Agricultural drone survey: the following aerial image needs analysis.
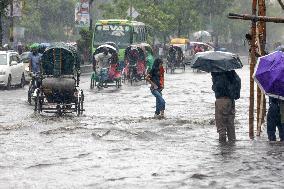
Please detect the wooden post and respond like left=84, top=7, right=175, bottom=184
left=248, top=0, right=258, bottom=139
left=228, top=13, right=284, bottom=23
left=89, top=0, right=94, bottom=31
left=256, top=0, right=266, bottom=136
left=228, top=7, right=284, bottom=139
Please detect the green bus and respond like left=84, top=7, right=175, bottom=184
left=92, top=19, right=151, bottom=61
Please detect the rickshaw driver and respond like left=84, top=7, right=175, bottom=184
left=129, top=47, right=139, bottom=66
left=177, top=48, right=184, bottom=65
left=167, top=45, right=177, bottom=65
left=29, top=45, right=42, bottom=74
left=28, top=45, right=42, bottom=102
left=94, top=47, right=112, bottom=72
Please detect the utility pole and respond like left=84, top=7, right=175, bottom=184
left=249, top=0, right=257, bottom=139
left=9, top=0, right=14, bottom=48
left=0, top=6, right=2, bottom=47
left=130, top=0, right=133, bottom=20
left=256, top=0, right=266, bottom=136
left=89, top=0, right=94, bottom=31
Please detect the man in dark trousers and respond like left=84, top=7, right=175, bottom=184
left=267, top=97, right=284, bottom=141
left=211, top=70, right=241, bottom=142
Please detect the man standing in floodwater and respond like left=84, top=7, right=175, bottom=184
left=211, top=70, right=241, bottom=142
left=267, top=97, right=284, bottom=141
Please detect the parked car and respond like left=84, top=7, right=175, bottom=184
left=0, top=50, right=25, bottom=89
left=20, top=51, right=32, bottom=82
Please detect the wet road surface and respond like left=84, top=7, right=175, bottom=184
left=0, top=65, right=283, bottom=189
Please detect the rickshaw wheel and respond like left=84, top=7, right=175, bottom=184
left=34, top=94, right=37, bottom=112
left=123, top=73, right=126, bottom=83
left=80, top=91, right=84, bottom=115
left=34, top=90, right=40, bottom=112
left=170, top=66, right=175, bottom=74
left=36, top=96, right=43, bottom=113
left=76, top=97, right=82, bottom=116
left=165, top=65, right=168, bottom=73
left=28, top=89, right=32, bottom=104
left=115, top=80, right=119, bottom=88
left=129, top=69, right=133, bottom=85
left=90, top=78, right=95, bottom=89
left=57, top=105, right=62, bottom=116
left=130, top=77, right=133, bottom=85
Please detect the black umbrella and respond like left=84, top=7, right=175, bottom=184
left=191, top=51, right=243, bottom=72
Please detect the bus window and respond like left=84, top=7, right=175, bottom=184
left=138, top=27, right=142, bottom=42
left=142, top=27, right=147, bottom=41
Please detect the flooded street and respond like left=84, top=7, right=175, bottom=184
left=0, top=65, right=284, bottom=189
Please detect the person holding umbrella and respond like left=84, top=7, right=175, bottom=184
left=191, top=51, right=243, bottom=142
left=266, top=97, right=284, bottom=141
left=211, top=70, right=241, bottom=142
left=254, top=50, right=284, bottom=141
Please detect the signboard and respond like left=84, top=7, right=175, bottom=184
left=75, top=0, right=90, bottom=27
left=127, top=7, right=139, bottom=19
left=96, top=25, right=130, bottom=37
left=13, top=27, right=25, bottom=39
left=6, top=0, right=22, bottom=17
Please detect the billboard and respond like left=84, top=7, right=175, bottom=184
left=6, top=0, right=22, bottom=17
left=75, top=0, right=90, bottom=27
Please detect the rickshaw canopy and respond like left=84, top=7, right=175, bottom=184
left=170, top=38, right=189, bottom=45
left=41, top=43, right=80, bottom=77
left=95, top=44, right=117, bottom=55
left=139, top=43, right=153, bottom=55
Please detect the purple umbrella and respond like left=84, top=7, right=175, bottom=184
left=254, top=51, right=284, bottom=99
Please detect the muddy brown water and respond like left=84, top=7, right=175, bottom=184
left=0, top=65, right=283, bottom=189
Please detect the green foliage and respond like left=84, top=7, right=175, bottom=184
left=99, top=0, right=201, bottom=42
left=76, top=28, right=92, bottom=63
left=0, top=0, right=12, bottom=16
left=226, top=0, right=251, bottom=45
left=19, top=0, right=77, bottom=42
left=162, top=0, right=200, bottom=36
left=0, top=0, right=12, bottom=45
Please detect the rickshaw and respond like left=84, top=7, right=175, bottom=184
left=166, top=45, right=186, bottom=73
left=123, top=45, right=146, bottom=85
left=32, top=43, right=84, bottom=116
left=90, top=44, right=122, bottom=89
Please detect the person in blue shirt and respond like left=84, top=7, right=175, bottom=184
left=29, top=46, right=42, bottom=74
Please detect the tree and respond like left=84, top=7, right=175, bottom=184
left=99, top=0, right=200, bottom=42
left=226, top=0, right=251, bottom=51
left=19, top=0, right=77, bottom=42
left=196, top=0, right=234, bottom=47
left=162, top=0, right=200, bottom=37
left=0, top=0, right=12, bottom=46
left=277, top=0, right=284, bottom=9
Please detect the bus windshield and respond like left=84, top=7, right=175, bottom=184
left=94, top=24, right=131, bottom=48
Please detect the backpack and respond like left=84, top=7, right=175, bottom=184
left=227, top=71, right=241, bottom=100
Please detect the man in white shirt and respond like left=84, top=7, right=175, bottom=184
left=94, top=47, right=112, bottom=72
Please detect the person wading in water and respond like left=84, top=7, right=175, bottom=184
left=145, top=58, right=166, bottom=119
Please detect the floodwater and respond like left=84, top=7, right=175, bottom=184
left=0, top=65, right=283, bottom=189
